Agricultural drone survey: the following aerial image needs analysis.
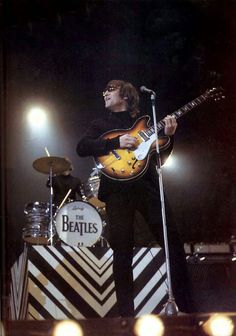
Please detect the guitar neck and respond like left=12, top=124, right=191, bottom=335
left=146, top=92, right=208, bottom=136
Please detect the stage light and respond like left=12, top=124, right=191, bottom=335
left=52, top=320, right=83, bottom=336
left=162, top=154, right=175, bottom=168
left=229, top=236, right=236, bottom=260
left=202, top=314, right=234, bottom=336
left=134, top=314, right=164, bottom=336
left=27, top=107, right=47, bottom=128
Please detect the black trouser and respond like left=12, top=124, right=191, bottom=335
left=105, top=180, right=194, bottom=316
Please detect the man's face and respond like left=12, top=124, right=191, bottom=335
left=103, top=84, right=127, bottom=112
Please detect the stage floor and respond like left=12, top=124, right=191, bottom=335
left=2, top=313, right=236, bottom=336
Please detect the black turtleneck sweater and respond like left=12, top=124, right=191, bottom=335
left=76, top=111, right=173, bottom=201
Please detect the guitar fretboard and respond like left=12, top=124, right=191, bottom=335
left=146, top=92, right=208, bottom=136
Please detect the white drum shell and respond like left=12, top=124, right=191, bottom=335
left=23, top=201, right=50, bottom=245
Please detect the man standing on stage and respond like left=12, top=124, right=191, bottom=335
left=77, top=79, right=193, bottom=316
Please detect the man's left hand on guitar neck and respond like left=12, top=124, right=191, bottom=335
left=164, top=115, right=178, bottom=136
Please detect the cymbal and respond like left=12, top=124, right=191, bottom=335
left=33, top=156, right=71, bottom=174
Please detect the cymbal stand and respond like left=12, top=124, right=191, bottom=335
left=150, top=91, right=178, bottom=316
left=48, top=165, right=54, bottom=245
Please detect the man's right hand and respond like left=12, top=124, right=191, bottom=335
left=119, top=134, right=138, bottom=150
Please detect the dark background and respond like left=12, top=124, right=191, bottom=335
left=1, top=0, right=236, bottom=268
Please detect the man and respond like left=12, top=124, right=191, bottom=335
left=46, top=157, right=83, bottom=207
left=77, top=80, right=193, bottom=316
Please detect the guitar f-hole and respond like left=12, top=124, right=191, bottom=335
left=132, top=159, right=138, bottom=169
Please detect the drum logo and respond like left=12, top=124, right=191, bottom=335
left=62, top=215, right=98, bottom=235
left=55, top=201, right=103, bottom=246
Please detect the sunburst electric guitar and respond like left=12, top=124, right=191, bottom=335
left=95, top=88, right=224, bottom=181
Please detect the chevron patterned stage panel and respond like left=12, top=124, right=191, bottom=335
left=9, top=246, right=168, bottom=320
left=9, top=247, right=29, bottom=320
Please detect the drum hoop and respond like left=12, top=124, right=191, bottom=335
left=56, top=200, right=102, bottom=219
left=25, top=201, right=49, bottom=207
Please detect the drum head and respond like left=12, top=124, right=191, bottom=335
left=55, top=201, right=103, bottom=246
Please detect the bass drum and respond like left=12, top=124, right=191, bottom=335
left=55, top=201, right=103, bottom=247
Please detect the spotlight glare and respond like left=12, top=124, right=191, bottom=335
left=203, top=314, right=234, bottom=336
left=163, top=155, right=175, bottom=168
left=52, top=320, right=83, bottom=336
left=134, top=314, right=164, bottom=336
left=27, top=107, right=47, bottom=127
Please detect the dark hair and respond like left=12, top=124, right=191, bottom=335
left=106, top=80, right=140, bottom=117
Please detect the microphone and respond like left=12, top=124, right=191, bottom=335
left=140, top=86, right=156, bottom=95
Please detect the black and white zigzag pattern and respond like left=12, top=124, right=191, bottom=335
left=10, top=246, right=29, bottom=319
left=10, top=246, right=168, bottom=319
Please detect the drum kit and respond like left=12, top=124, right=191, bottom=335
left=22, top=156, right=107, bottom=247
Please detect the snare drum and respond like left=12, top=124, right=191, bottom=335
left=55, top=201, right=103, bottom=246
left=85, top=175, right=106, bottom=215
left=23, top=201, right=51, bottom=245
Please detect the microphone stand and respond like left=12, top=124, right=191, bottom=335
left=150, top=91, right=178, bottom=316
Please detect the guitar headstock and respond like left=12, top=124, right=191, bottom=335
left=205, top=87, right=225, bottom=101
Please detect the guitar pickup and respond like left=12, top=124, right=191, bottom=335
left=138, top=131, right=149, bottom=141
left=112, top=150, right=121, bottom=160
